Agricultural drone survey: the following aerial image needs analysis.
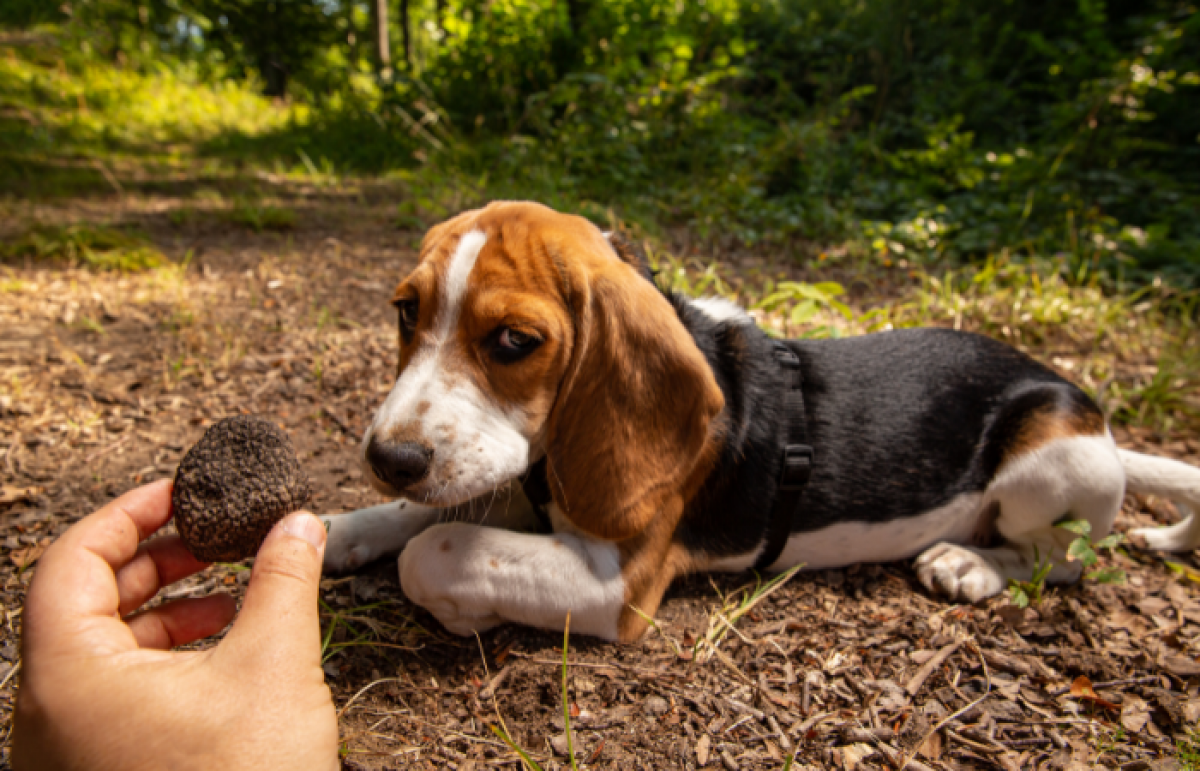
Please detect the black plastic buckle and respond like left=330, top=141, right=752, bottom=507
left=778, top=444, right=814, bottom=490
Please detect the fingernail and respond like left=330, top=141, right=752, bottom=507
left=282, top=512, right=326, bottom=550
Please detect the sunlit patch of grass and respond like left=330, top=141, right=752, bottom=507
left=1109, top=344, right=1200, bottom=434
left=229, top=201, right=297, bottom=232
left=0, top=31, right=296, bottom=198
left=2, top=224, right=164, bottom=272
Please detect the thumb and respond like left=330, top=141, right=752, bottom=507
left=220, top=511, right=327, bottom=670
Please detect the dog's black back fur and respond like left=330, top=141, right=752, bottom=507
left=667, top=293, right=1102, bottom=561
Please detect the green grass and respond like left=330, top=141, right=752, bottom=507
left=2, top=224, right=164, bottom=272
left=228, top=201, right=297, bottom=232
left=0, top=31, right=294, bottom=198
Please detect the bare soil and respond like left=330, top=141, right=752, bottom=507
left=1, top=184, right=1199, bottom=770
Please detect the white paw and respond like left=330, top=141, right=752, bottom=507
left=398, top=524, right=504, bottom=636
left=915, top=543, right=1005, bottom=603
left=320, top=515, right=375, bottom=574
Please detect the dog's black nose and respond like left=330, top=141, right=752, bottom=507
left=366, top=439, right=433, bottom=490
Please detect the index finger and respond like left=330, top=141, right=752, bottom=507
left=22, top=480, right=176, bottom=656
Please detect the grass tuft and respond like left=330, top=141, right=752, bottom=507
left=229, top=201, right=298, bottom=232
left=2, top=224, right=164, bottom=272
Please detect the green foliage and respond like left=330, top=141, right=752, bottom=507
left=1176, top=729, right=1200, bottom=770
left=1058, top=519, right=1127, bottom=585
left=1110, top=341, right=1200, bottom=434
left=229, top=201, right=298, bottom=232
left=2, top=224, right=164, bottom=272
left=3, top=1, right=1198, bottom=284
left=0, top=32, right=292, bottom=198
left=1008, top=546, right=1054, bottom=609
left=1006, top=521, right=1124, bottom=608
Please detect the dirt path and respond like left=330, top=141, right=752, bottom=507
left=2, top=188, right=1199, bottom=769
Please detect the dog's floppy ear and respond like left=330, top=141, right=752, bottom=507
left=545, top=246, right=724, bottom=542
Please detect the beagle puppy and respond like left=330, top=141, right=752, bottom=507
left=321, top=201, right=1200, bottom=642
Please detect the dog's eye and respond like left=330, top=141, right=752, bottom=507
left=493, top=327, right=542, bottom=363
left=396, top=298, right=419, bottom=332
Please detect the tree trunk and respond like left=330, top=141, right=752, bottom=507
left=369, top=0, right=391, bottom=72
left=566, top=0, right=590, bottom=37
left=399, top=0, right=411, bottom=69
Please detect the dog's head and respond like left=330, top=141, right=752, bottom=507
left=362, top=201, right=724, bottom=541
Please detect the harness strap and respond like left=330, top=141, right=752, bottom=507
left=521, top=341, right=814, bottom=571
left=754, top=341, right=814, bottom=571
left=520, top=457, right=554, bottom=530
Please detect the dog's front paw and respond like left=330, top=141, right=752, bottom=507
left=320, top=514, right=375, bottom=574
left=398, top=524, right=504, bottom=636
left=915, top=543, right=1005, bottom=603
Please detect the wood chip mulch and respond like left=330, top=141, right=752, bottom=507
left=1, top=195, right=1199, bottom=769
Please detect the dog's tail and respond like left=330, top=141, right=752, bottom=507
left=1120, top=449, right=1200, bottom=551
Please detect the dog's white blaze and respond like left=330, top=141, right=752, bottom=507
left=764, top=492, right=983, bottom=571
left=438, top=229, right=487, bottom=340
left=398, top=517, right=625, bottom=641
left=690, top=296, right=752, bottom=325
left=363, top=230, right=532, bottom=505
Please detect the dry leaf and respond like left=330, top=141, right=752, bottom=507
left=11, top=542, right=46, bottom=568
left=1163, top=655, right=1200, bottom=678
left=917, top=729, right=944, bottom=760
left=1121, top=697, right=1152, bottom=733
left=839, top=743, right=875, bottom=770
left=1068, top=675, right=1120, bottom=711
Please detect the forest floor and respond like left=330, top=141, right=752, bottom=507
left=1, top=170, right=1200, bottom=771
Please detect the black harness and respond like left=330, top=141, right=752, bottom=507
left=755, top=341, right=814, bottom=570
left=520, top=340, right=814, bottom=571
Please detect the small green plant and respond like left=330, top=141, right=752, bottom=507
left=3, top=224, right=165, bottom=272
left=318, top=597, right=423, bottom=665
left=486, top=613, right=579, bottom=771
left=1111, top=347, right=1200, bottom=434
left=1058, top=519, right=1127, bottom=585
left=1007, top=546, right=1054, bottom=609
left=694, top=565, right=803, bottom=662
left=1007, top=521, right=1125, bottom=608
left=167, top=207, right=199, bottom=227
left=753, top=280, right=853, bottom=328
left=229, top=201, right=297, bottom=232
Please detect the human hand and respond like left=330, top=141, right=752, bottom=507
left=12, top=479, right=339, bottom=771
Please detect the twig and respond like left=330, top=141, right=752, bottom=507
left=479, top=661, right=515, bottom=700
left=509, top=652, right=670, bottom=679
left=337, top=677, right=407, bottom=720
left=0, top=661, right=20, bottom=690
left=947, top=729, right=1004, bottom=755
left=905, top=639, right=963, bottom=696
left=898, top=639, right=992, bottom=771
left=1047, top=675, right=1160, bottom=697
left=83, top=433, right=131, bottom=463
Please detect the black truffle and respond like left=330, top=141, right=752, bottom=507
left=172, top=415, right=311, bottom=562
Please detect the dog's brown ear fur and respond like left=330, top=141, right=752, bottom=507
left=546, top=248, right=724, bottom=542
left=604, top=231, right=645, bottom=270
